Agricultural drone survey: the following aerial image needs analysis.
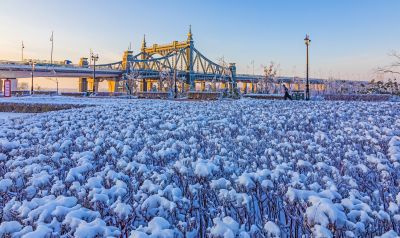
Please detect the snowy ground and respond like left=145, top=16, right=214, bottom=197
left=0, top=99, right=400, bottom=237
left=0, top=95, right=132, bottom=105
left=0, top=112, right=35, bottom=121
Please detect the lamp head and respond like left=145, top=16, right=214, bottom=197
left=304, top=34, right=311, bottom=45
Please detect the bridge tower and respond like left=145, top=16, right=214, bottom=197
left=187, top=25, right=194, bottom=90
left=107, top=50, right=134, bottom=93
left=78, top=57, right=89, bottom=92
left=229, top=63, right=237, bottom=92
left=140, top=35, right=148, bottom=92
left=138, top=26, right=196, bottom=92
left=122, top=50, right=134, bottom=70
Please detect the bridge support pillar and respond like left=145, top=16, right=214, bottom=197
left=190, top=77, right=195, bottom=91
left=107, top=79, right=117, bottom=93
left=143, top=79, right=147, bottom=92
left=250, top=82, right=255, bottom=93
left=184, top=83, right=190, bottom=92
left=200, top=82, right=206, bottom=91
left=212, top=82, right=217, bottom=92
left=78, top=78, right=88, bottom=92
left=220, top=82, right=227, bottom=90
left=87, top=78, right=99, bottom=93
left=242, top=82, right=248, bottom=94
left=138, top=80, right=144, bottom=92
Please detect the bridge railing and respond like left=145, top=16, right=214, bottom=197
left=0, top=60, right=123, bottom=74
left=0, top=60, right=81, bottom=68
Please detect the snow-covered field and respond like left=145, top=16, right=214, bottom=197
left=0, top=112, right=35, bottom=121
left=0, top=95, right=128, bottom=105
left=0, top=99, right=400, bottom=237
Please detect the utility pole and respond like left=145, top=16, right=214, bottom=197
left=91, top=51, right=99, bottom=94
left=50, top=31, right=54, bottom=64
left=30, top=61, right=35, bottom=95
left=21, top=41, right=24, bottom=62
left=304, top=34, right=311, bottom=100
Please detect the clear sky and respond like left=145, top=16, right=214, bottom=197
left=1, top=0, right=399, bottom=81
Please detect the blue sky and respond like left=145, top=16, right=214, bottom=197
left=0, top=0, right=399, bottom=80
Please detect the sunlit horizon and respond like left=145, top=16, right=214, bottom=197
left=1, top=0, right=400, bottom=83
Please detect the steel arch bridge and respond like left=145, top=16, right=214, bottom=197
left=93, top=26, right=251, bottom=92
left=0, top=27, right=267, bottom=94
left=96, top=48, right=234, bottom=82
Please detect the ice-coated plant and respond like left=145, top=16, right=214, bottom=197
left=0, top=99, right=399, bottom=237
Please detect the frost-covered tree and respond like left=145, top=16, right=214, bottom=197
left=378, top=51, right=400, bottom=76
left=259, top=62, right=279, bottom=93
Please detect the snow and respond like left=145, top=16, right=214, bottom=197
left=21, top=225, right=52, bottom=238
left=74, top=218, right=120, bottom=238
left=193, top=159, right=218, bottom=177
left=210, top=178, right=231, bottom=190
left=112, top=199, right=132, bottom=220
left=210, top=216, right=240, bottom=237
left=0, top=221, right=22, bottom=236
left=0, top=95, right=127, bottom=105
left=147, top=217, right=171, bottom=232
left=376, top=230, right=400, bottom=238
left=0, top=178, right=13, bottom=192
left=0, top=98, right=400, bottom=237
left=0, top=112, right=35, bottom=120
left=264, top=221, right=280, bottom=237
left=305, top=196, right=347, bottom=228
left=312, top=225, right=333, bottom=238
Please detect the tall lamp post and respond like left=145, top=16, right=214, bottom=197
left=50, top=31, right=54, bottom=65
left=90, top=52, right=99, bottom=94
left=174, top=54, right=178, bottom=98
left=30, top=61, right=35, bottom=95
left=21, top=41, right=25, bottom=62
left=174, top=69, right=178, bottom=99
left=304, top=34, right=311, bottom=100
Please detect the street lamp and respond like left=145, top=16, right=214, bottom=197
left=174, top=69, right=178, bottom=99
left=90, top=52, right=99, bottom=94
left=174, top=53, right=178, bottom=99
left=304, top=34, right=311, bottom=100
left=30, top=61, right=35, bottom=95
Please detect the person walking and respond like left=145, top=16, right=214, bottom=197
left=283, top=84, right=292, bottom=100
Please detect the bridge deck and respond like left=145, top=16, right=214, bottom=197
left=0, top=63, right=122, bottom=78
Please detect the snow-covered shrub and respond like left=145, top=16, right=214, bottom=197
left=0, top=99, right=399, bottom=237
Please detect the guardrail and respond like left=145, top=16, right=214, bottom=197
left=60, top=92, right=87, bottom=97
left=187, top=92, right=221, bottom=100
left=32, top=91, right=58, bottom=96
left=11, top=90, right=31, bottom=96
left=95, top=92, right=127, bottom=97
left=243, top=94, right=284, bottom=100
left=323, top=94, right=392, bottom=102
left=136, top=92, right=170, bottom=99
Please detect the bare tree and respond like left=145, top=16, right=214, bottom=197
left=125, top=71, right=139, bottom=94
left=259, top=62, right=279, bottom=93
left=378, top=51, right=400, bottom=75
left=217, top=56, right=233, bottom=93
